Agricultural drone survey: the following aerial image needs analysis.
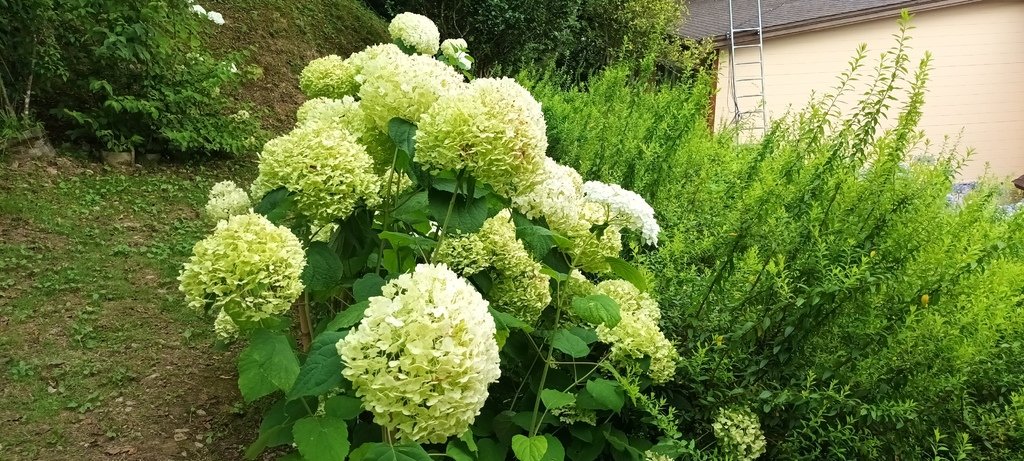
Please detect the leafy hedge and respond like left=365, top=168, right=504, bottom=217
left=530, top=15, right=1024, bottom=459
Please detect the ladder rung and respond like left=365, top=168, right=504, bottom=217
left=736, top=78, right=763, bottom=82
left=741, top=109, right=765, bottom=114
left=735, top=61, right=761, bottom=65
left=733, top=44, right=762, bottom=49
left=731, top=28, right=761, bottom=33
left=737, top=94, right=764, bottom=99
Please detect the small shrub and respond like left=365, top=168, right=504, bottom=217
left=0, top=0, right=266, bottom=158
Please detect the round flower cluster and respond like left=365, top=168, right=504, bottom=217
left=358, top=51, right=465, bottom=131
left=178, top=213, right=306, bottom=323
left=295, top=96, right=365, bottom=129
left=594, top=280, right=678, bottom=383
left=294, top=96, right=397, bottom=172
left=572, top=226, right=624, bottom=274
left=440, top=38, right=472, bottom=70
left=337, top=264, right=500, bottom=443
left=298, top=55, right=350, bottom=99
left=416, top=77, right=547, bottom=197
left=512, top=157, right=588, bottom=235
left=214, top=310, right=239, bottom=340
left=713, top=408, right=767, bottom=461
left=388, top=12, right=440, bottom=55
left=434, top=210, right=552, bottom=323
left=204, top=180, right=250, bottom=222
left=250, top=123, right=382, bottom=225
left=583, top=181, right=660, bottom=246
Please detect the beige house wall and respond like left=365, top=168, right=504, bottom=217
left=714, top=0, right=1024, bottom=179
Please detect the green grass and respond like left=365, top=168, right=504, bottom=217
left=0, top=158, right=260, bottom=460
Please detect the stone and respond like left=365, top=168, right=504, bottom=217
left=102, top=150, right=135, bottom=166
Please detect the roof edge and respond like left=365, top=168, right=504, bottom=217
left=705, top=0, right=983, bottom=48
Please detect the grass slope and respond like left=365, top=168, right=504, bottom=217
left=204, top=0, right=389, bottom=133
left=0, top=158, right=260, bottom=460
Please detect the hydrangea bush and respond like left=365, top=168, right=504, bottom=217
left=180, top=13, right=706, bottom=461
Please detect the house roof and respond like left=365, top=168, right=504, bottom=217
left=679, top=0, right=980, bottom=46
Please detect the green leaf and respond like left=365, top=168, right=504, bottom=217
left=293, top=416, right=349, bottom=461
left=446, top=440, right=474, bottom=461
left=353, top=273, right=386, bottom=302
left=379, top=231, right=436, bottom=253
left=568, top=435, right=606, bottom=461
left=570, top=295, right=621, bottom=327
left=324, top=394, right=363, bottom=420
left=512, top=434, right=548, bottom=461
left=238, top=330, right=300, bottom=402
left=388, top=117, right=416, bottom=155
left=542, top=435, right=565, bottom=461
left=584, top=379, right=625, bottom=412
left=540, top=389, right=576, bottom=410
left=245, top=398, right=311, bottom=459
left=359, top=442, right=432, bottom=461
left=428, top=187, right=490, bottom=234
left=254, top=187, right=293, bottom=223
left=287, top=331, right=346, bottom=400
left=324, top=300, right=369, bottom=331
left=477, top=438, right=508, bottom=461
left=303, top=242, right=344, bottom=291
left=604, top=258, right=648, bottom=292
left=512, top=213, right=556, bottom=260
left=392, top=191, right=430, bottom=225
left=550, top=329, right=591, bottom=358
left=490, top=307, right=534, bottom=332
left=569, top=326, right=598, bottom=344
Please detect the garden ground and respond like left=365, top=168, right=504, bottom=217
left=0, top=154, right=258, bottom=460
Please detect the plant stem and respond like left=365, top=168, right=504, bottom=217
left=433, top=171, right=464, bottom=253
left=529, top=279, right=564, bottom=437
left=297, top=291, right=312, bottom=352
left=375, top=148, right=401, bottom=275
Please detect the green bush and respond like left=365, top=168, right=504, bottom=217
left=0, top=0, right=265, bottom=157
left=530, top=14, right=1024, bottom=459
left=373, top=0, right=708, bottom=74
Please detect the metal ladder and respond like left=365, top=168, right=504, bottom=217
left=727, top=0, right=767, bottom=139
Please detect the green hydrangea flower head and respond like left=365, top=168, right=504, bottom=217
left=178, top=213, right=305, bottom=323
left=415, top=77, right=547, bottom=196
left=594, top=280, right=678, bottom=383
left=337, top=263, right=501, bottom=443
left=713, top=407, right=767, bottom=461
left=358, top=50, right=465, bottom=131
left=433, top=233, right=490, bottom=277
left=389, top=12, right=440, bottom=55
left=571, top=225, right=624, bottom=274
left=204, top=180, right=251, bottom=222
left=299, top=44, right=406, bottom=99
left=295, top=96, right=399, bottom=172
left=250, top=124, right=382, bottom=225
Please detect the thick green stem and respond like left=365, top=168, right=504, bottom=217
left=297, top=291, right=313, bottom=352
left=375, top=148, right=401, bottom=274
left=529, top=279, right=564, bottom=437
left=433, top=172, right=464, bottom=254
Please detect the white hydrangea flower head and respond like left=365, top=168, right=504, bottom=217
left=512, top=157, right=589, bottom=235
left=713, top=408, right=767, bottom=461
left=389, top=12, right=441, bottom=55
left=337, top=263, right=500, bottom=443
left=440, top=38, right=468, bottom=58
left=190, top=3, right=207, bottom=15
left=583, top=181, right=660, bottom=246
left=358, top=51, right=465, bottom=131
left=206, top=10, right=224, bottom=25
left=595, top=280, right=678, bottom=383
left=178, top=213, right=305, bottom=323
left=416, top=77, right=547, bottom=197
left=213, top=310, right=239, bottom=340
left=441, top=38, right=472, bottom=70
left=204, top=180, right=251, bottom=222
left=250, top=124, right=382, bottom=226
